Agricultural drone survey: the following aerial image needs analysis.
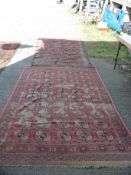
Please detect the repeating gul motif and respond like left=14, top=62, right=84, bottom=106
left=0, top=37, right=131, bottom=165
left=0, top=67, right=130, bottom=160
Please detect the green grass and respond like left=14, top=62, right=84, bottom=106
left=80, top=22, right=131, bottom=60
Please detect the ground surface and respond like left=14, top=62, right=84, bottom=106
left=90, top=58, right=131, bottom=130
left=0, top=0, right=131, bottom=174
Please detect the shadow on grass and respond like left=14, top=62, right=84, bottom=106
left=83, top=41, right=131, bottom=60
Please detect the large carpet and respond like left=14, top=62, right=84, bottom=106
left=0, top=67, right=131, bottom=165
left=32, top=39, right=92, bottom=68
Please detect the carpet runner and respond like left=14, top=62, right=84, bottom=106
left=0, top=66, right=131, bottom=165
left=32, top=39, right=92, bottom=68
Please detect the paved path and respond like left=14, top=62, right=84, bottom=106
left=90, top=58, right=131, bottom=130
left=0, top=1, right=131, bottom=174
left=0, top=0, right=84, bottom=41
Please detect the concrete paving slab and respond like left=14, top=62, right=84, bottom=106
left=90, top=58, right=131, bottom=130
left=0, top=39, right=38, bottom=112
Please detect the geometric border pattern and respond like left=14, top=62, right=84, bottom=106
left=0, top=67, right=131, bottom=165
